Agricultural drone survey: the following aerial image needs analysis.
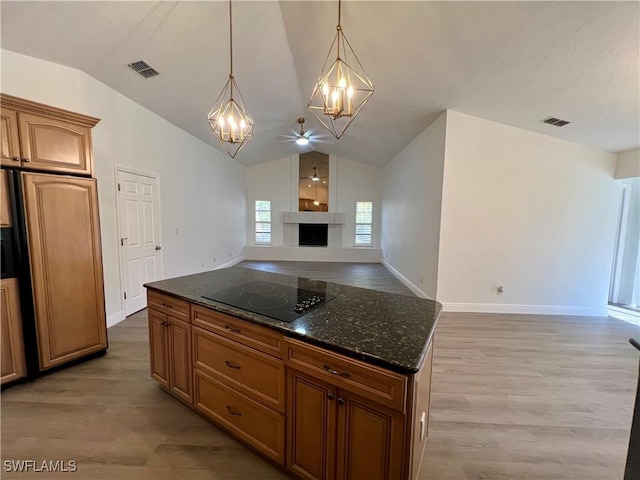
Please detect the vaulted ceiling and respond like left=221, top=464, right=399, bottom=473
left=1, top=1, right=638, bottom=167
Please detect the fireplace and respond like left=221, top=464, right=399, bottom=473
left=299, top=224, right=328, bottom=246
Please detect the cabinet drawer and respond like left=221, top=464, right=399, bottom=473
left=193, top=326, right=285, bottom=412
left=192, top=305, right=282, bottom=358
left=194, top=369, right=285, bottom=465
left=284, top=338, right=407, bottom=413
left=148, top=290, right=189, bottom=320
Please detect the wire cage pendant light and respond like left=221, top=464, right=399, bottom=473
left=207, top=0, right=254, bottom=158
left=308, top=0, right=374, bottom=139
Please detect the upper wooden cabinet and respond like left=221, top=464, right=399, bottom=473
left=22, top=172, right=107, bottom=370
left=1, top=94, right=99, bottom=176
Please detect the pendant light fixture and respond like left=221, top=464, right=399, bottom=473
left=311, top=166, right=320, bottom=181
left=207, top=0, right=254, bottom=158
left=307, top=0, right=374, bottom=139
left=295, top=118, right=310, bottom=146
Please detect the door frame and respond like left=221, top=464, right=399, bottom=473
left=609, top=182, right=632, bottom=304
left=114, top=165, right=163, bottom=317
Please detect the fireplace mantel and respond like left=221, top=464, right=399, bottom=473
left=282, top=212, right=345, bottom=224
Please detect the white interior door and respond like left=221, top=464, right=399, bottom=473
left=117, top=170, right=162, bottom=316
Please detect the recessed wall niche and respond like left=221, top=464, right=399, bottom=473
left=299, top=152, right=329, bottom=212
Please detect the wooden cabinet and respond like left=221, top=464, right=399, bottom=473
left=147, top=291, right=436, bottom=480
left=148, top=307, right=192, bottom=404
left=0, top=94, right=99, bottom=175
left=22, top=172, right=107, bottom=370
left=1, top=278, right=26, bottom=384
left=189, top=305, right=287, bottom=465
left=287, top=369, right=404, bottom=480
left=1, top=169, right=12, bottom=226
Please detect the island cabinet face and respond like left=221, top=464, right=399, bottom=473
left=285, top=339, right=406, bottom=480
left=147, top=301, right=192, bottom=404
left=146, top=291, right=435, bottom=480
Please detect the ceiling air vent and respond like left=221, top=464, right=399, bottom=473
left=127, top=60, right=159, bottom=79
left=541, top=116, right=570, bottom=127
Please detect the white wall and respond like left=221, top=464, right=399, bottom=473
left=437, top=111, right=619, bottom=315
left=616, top=148, right=640, bottom=179
left=244, top=154, right=383, bottom=248
left=245, top=156, right=292, bottom=245
left=1, top=50, right=246, bottom=326
left=381, top=112, right=447, bottom=299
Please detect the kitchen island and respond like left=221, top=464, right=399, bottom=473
left=145, top=266, right=441, bottom=480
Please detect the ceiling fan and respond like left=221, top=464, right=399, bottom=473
left=274, top=117, right=333, bottom=148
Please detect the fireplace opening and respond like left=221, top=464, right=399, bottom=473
left=299, top=224, right=328, bottom=246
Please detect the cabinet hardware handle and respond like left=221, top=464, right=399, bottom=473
left=226, top=406, right=242, bottom=416
left=23, top=158, right=30, bottom=162
left=155, top=245, right=162, bottom=251
left=12, top=156, right=20, bottom=162
left=161, top=302, right=173, bottom=308
left=225, top=361, right=241, bottom=369
left=323, top=364, right=350, bottom=378
left=225, top=325, right=241, bottom=334
left=337, top=397, right=345, bottom=405
left=327, top=392, right=335, bottom=400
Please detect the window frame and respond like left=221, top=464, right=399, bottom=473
left=354, top=200, right=373, bottom=247
left=254, top=199, right=272, bottom=244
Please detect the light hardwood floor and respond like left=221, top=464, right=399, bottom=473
left=1, top=261, right=638, bottom=479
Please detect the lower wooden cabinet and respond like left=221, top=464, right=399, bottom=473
left=148, top=308, right=192, bottom=404
left=288, top=369, right=404, bottom=480
left=1, top=278, right=26, bottom=384
left=194, top=368, right=286, bottom=464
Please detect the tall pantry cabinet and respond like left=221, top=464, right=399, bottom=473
left=1, top=94, right=107, bottom=383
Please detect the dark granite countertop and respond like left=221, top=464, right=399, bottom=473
left=144, top=266, right=441, bottom=374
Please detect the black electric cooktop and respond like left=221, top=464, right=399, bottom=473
left=202, top=281, right=336, bottom=323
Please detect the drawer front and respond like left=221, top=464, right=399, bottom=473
left=284, top=338, right=407, bottom=412
left=148, top=290, right=189, bottom=320
left=192, top=305, right=282, bottom=358
left=194, top=369, right=285, bottom=465
left=193, top=326, right=285, bottom=412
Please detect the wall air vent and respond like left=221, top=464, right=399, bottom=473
left=127, top=60, right=159, bottom=79
left=541, top=116, right=570, bottom=127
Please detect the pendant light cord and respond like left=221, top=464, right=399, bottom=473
left=229, top=0, right=233, bottom=77
left=337, top=0, right=341, bottom=26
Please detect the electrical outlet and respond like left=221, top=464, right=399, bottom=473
left=175, top=227, right=179, bottom=235
left=213, top=257, right=216, bottom=263
left=420, top=276, right=424, bottom=284
left=497, top=285, right=504, bottom=295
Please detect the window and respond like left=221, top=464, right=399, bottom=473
left=255, top=200, right=271, bottom=243
left=355, top=201, right=373, bottom=246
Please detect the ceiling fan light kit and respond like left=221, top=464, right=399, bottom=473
left=307, top=0, right=374, bottom=139
left=207, top=0, right=254, bottom=159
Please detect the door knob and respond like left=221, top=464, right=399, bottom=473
left=155, top=245, right=162, bottom=251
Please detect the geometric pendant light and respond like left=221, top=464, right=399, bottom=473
left=207, top=0, right=254, bottom=158
left=307, top=0, right=374, bottom=139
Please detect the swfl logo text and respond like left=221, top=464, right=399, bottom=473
left=3, top=460, right=77, bottom=473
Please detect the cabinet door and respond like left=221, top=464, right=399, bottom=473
left=168, top=316, right=192, bottom=403
left=0, top=109, right=21, bottom=167
left=287, top=370, right=337, bottom=480
left=1, top=170, right=12, bottom=226
left=336, top=391, right=405, bottom=480
left=149, top=309, right=170, bottom=388
left=18, top=112, right=92, bottom=175
left=1, top=278, right=26, bottom=384
left=22, top=173, right=107, bottom=370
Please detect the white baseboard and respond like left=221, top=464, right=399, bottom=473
left=243, top=246, right=381, bottom=263
left=442, top=302, right=608, bottom=316
left=608, top=305, right=640, bottom=326
left=381, top=260, right=433, bottom=300
left=216, top=255, right=245, bottom=270
left=107, top=310, right=126, bottom=328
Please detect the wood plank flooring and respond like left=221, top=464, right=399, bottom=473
left=1, top=261, right=638, bottom=479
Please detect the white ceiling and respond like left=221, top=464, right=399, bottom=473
left=1, top=1, right=638, bottom=167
